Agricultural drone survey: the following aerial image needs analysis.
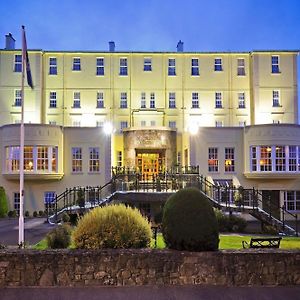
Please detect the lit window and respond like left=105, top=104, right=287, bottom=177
left=72, top=57, right=81, bottom=71
left=215, top=92, right=222, bottom=108
left=51, top=147, right=57, bottom=172
left=284, top=191, right=300, bottom=211
left=191, top=92, right=199, bottom=108
left=272, top=90, right=280, bottom=107
left=271, top=55, right=280, bottom=73
left=169, top=92, right=176, bottom=108
left=168, top=58, right=176, bottom=76
left=237, top=58, right=245, bottom=76
left=49, top=91, right=57, bottom=108
left=120, top=121, right=128, bottom=132
left=225, top=148, right=235, bottom=172
left=169, top=121, right=176, bottom=129
left=150, top=93, right=155, bottom=108
left=120, top=92, right=127, bottom=108
left=238, top=92, right=245, bottom=108
left=14, top=90, right=22, bottom=107
left=14, top=55, right=22, bottom=72
left=120, top=58, right=128, bottom=76
left=24, top=146, right=34, bottom=171
left=208, top=148, right=218, bottom=172
left=260, top=146, right=272, bottom=171
left=144, top=58, right=152, bottom=71
left=140, top=92, right=146, bottom=108
left=97, top=92, right=104, bottom=108
left=49, top=57, right=57, bottom=75
left=191, top=58, right=199, bottom=76
left=89, top=147, right=100, bottom=172
left=73, top=92, right=81, bottom=108
left=72, top=147, right=82, bottom=172
left=96, top=58, right=104, bottom=76
left=214, top=58, right=222, bottom=71
left=14, top=192, right=20, bottom=211
left=37, top=146, right=48, bottom=171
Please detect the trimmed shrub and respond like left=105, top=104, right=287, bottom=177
left=215, top=210, right=247, bottom=233
left=46, top=224, right=72, bottom=249
left=61, top=212, right=70, bottom=223
left=38, top=210, right=45, bottom=217
left=72, top=204, right=152, bottom=249
left=25, top=211, right=30, bottom=218
left=0, top=187, right=8, bottom=218
left=162, top=188, right=219, bottom=251
left=8, top=210, right=17, bottom=218
left=33, top=211, right=38, bottom=217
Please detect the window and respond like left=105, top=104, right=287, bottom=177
left=150, top=120, right=156, bottom=126
left=215, top=121, right=223, bottom=127
left=169, top=92, right=176, bottom=108
left=73, top=120, right=81, bottom=127
left=150, top=93, right=155, bottom=108
left=141, top=120, right=146, bottom=127
left=273, top=120, right=280, bottom=124
left=37, top=146, right=48, bottom=171
left=49, top=91, right=57, bottom=108
left=272, top=90, right=280, bottom=107
left=168, top=58, right=176, bottom=76
left=89, top=147, right=100, bottom=172
left=24, top=146, right=33, bottom=171
left=97, top=92, right=104, bottom=108
left=191, top=92, right=199, bottom=108
left=119, top=58, right=128, bottom=76
left=225, top=148, right=235, bottom=172
left=140, top=92, right=146, bottom=108
left=238, top=92, right=245, bottom=108
left=96, top=58, right=104, bottom=76
left=120, top=92, right=127, bottom=108
left=72, top=147, right=82, bottom=172
left=215, top=92, right=222, bottom=108
left=120, top=121, right=128, bottom=132
left=289, top=146, right=297, bottom=171
left=44, top=192, right=56, bottom=209
left=260, top=146, right=272, bottom=171
left=14, top=192, right=20, bottom=211
left=251, top=146, right=257, bottom=171
left=49, top=57, right=57, bottom=75
left=72, top=57, right=81, bottom=71
left=275, top=146, right=286, bottom=171
left=14, top=55, right=22, bottom=72
left=14, top=90, right=22, bottom=107
left=191, top=58, right=199, bottom=76
left=51, top=147, right=57, bottom=172
left=73, top=92, right=81, bottom=108
left=237, top=58, right=245, bottom=76
left=117, top=151, right=122, bottom=167
left=144, top=58, right=152, bottom=71
left=284, top=191, right=300, bottom=211
left=49, top=121, right=56, bottom=125
left=169, top=121, right=176, bottom=129
left=214, top=58, right=222, bottom=71
left=96, top=121, right=103, bottom=127
left=208, top=148, right=218, bottom=172
left=271, top=55, right=280, bottom=73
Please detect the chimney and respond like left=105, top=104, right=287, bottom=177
left=5, top=33, right=15, bottom=50
left=109, top=41, right=115, bottom=52
left=177, top=40, right=184, bottom=52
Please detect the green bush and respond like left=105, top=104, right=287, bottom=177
left=215, top=210, right=247, bottom=233
left=33, top=211, right=38, bottom=217
left=25, top=211, right=30, bottom=217
left=72, top=204, right=152, bottom=249
left=46, top=224, right=72, bottom=249
left=38, top=210, right=45, bottom=217
left=8, top=210, right=17, bottom=218
left=162, top=188, right=219, bottom=251
left=0, top=187, right=8, bottom=218
left=61, top=212, right=70, bottom=223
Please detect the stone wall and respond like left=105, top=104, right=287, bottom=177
left=0, top=249, right=299, bottom=287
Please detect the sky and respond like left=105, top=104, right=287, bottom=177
left=0, top=0, right=299, bottom=52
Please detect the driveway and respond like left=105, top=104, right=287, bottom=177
left=0, top=218, right=54, bottom=246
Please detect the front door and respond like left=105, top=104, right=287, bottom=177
left=262, top=190, right=280, bottom=220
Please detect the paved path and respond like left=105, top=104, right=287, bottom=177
left=0, top=218, right=54, bottom=246
left=1, top=286, right=300, bottom=300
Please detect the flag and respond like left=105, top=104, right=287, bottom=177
left=22, top=25, right=33, bottom=89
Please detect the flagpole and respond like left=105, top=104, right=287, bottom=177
left=18, top=25, right=25, bottom=247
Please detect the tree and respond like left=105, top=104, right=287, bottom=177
left=0, top=187, right=8, bottom=218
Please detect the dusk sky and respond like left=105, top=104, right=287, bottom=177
left=0, top=0, right=299, bottom=52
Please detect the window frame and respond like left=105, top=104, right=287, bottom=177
left=120, top=92, right=128, bottom=109
left=49, top=57, right=57, bottom=75
left=191, top=92, right=199, bottom=108
left=150, top=92, right=155, bottom=108
left=208, top=147, right=219, bottom=172
left=73, top=91, right=81, bottom=108
left=72, top=57, right=81, bottom=71
left=168, top=58, right=176, bottom=76
left=237, top=58, right=245, bottom=76
left=89, top=147, right=100, bottom=173
left=271, top=55, right=280, bottom=74
left=215, top=92, right=223, bottom=108
left=225, top=147, right=235, bottom=173
left=214, top=58, right=223, bottom=72
left=238, top=92, right=245, bottom=108
left=14, top=54, right=22, bottom=72
left=272, top=90, right=280, bottom=107
left=72, top=147, right=82, bottom=173
left=14, top=89, right=22, bottom=107
left=49, top=91, right=57, bottom=108
left=119, top=57, right=128, bottom=76
left=96, top=57, right=104, bottom=76
left=143, top=57, right=152, bottom=72
left=191, top=58, right=199, bottom=76
left=168, top=92, right=176, bottom=109
left=96, top=91, right=104, bottom=108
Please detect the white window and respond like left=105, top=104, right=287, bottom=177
left=24, top=146, right=33, bottom=171
left=49, top=57, right=57, bottom=75
left=215, top=121, right=223, bottom=127
left=225, top=148, right=235, bottom=172
left=237, top=58, right=245, bottom=76
left=14, top=90, right=22, bottom=107
left=272, top=90, right=280, bottom=107
left=238, top=92, right=245, bottom=108
left=191, top=92, right=199, bottom=108
left=288, top=146, right=297, bottom=171
left=169, top=121, right=176, bottom=129
left=215, top=92, right=222, bottom=108
left=120, top=121, right=128, bottom=132
left=120, top=92, right=127, bottom=108
left=44, top=192, right=56, bottom=206
left=73, top=92, right=81, bottom=108
left=251, top=146, right=257, bottom=171
left=214, top=58, right=222, bottom=71
left=72, top=147, right=82, bottom=172
left=275, top=146, right=286, bottom=171
left=150, top=120, right=156, bottom=126
left=140, top=92, right=146, bottom=108
left=208, top=148, right=218, bottom=172
left=72, top=57, right=81, bottom=71
left=144, top=58, right=152, bottom=71
left=96, top=58, right=104, bottom=76
left=49, top=91, right=57, bottom=108
left=14, top=192, right=20, bottom=211
left=73, top=120, right=81, bottom=127
left=141, top=120, right=146, bottom=127
left=191, top=58, right=199, bottom=76
left=51, top=147, right=58, bottom=172
left=169, top=92, right=176, bottom=108
left=37, top=146, right=48, bottom=171
left=89, top=147, right=100, bottom=172
left=284, top=191, right=300, bottom=211
left=168, top=58, right=176, bottom=76
left=150, top=93, right=155, bottom=108
left=271, top=55, right=280, bottom=73
left=14, top=55, right=22, bottom=72
left=260, top=146, right=272, bottom=171
left=117, top=151, right=122, bottom=167
left=97, top=92, right=104, bottom=108
left=120, top=58, right=128, bottom=76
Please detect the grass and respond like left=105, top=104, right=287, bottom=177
left=33, top=233, right=300, bottom=250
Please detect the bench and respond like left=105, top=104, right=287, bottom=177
left=242, top=237, right=282, bottom=249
